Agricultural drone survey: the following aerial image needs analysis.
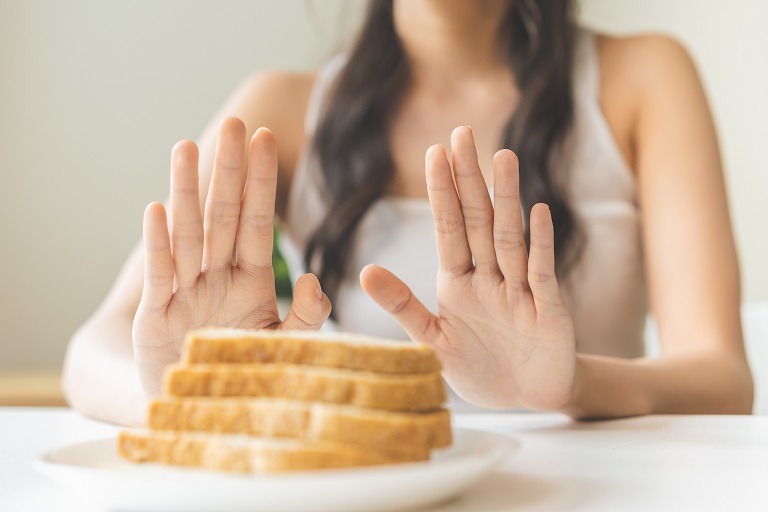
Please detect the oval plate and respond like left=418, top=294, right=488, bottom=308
left=34, top=428, right=518, bottom=512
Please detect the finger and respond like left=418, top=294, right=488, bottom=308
left=425, top=144, right=472, bottom=276
left=235, top=128, right=277, bottom=278
left=492, top=149, right=529, bottom=290
left=202, top=117, right=247, bottom=272
left=528, top=204, right=565, bottom=313
left=359, top=264, right=439, bottom=345
left=139, top=203, right=174, bottom=314
left=280, top=273, right=332, bottom=331
left=170, top=140, right=203, bottom=289
left=450, top=126, right=500, bottom=276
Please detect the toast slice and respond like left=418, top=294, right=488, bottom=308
left=181, top=328, right=441, bottom=374
left=147, top=397, right=452, bottom=456
left=164, top=364, right=446, bottom=412
left=118, top=430, right=427, bottom=473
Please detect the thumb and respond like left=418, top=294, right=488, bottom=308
left=279, top=273, right=332, bottom=331
left=359, top=264, right=439, bottom=344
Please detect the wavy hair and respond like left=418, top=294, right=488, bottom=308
left=306, top=0, right=581, bottom=308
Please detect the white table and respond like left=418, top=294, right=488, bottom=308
left=1, top=408, right=766, bottom=511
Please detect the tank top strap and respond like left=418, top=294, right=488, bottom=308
left=283, top=55, right=347, bottom=242
left=569, top=27, right=636, bottom=199
left=573, top=28, right=601, bottom=103
left=304, top=54, right=348, bottom=135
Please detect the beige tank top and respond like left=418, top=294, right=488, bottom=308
left=279, top=28, right=647, bottom=363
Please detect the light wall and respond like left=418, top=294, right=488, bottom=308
left=1, top=0, right=765, bottom=370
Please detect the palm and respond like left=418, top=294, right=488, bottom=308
left=361, top=127, right=576, bottom=410
left=433, top=273, right=574, bottom=409
left=170, top=270, right=279, bottom=328
left=139, top=268, right=280, bottom=357
left=133, top=119, right=331, bottom=395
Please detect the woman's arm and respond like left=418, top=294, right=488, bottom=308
left=563, top=35, right=753, bottom=418
left=362, top=36, right=752, bottom=417
left=565, top=352, right=752, bottom=418
left=62, top=247, right=147, bottom=426
left=62, top=72, right=315, bottom=425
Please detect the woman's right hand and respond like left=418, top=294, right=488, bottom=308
left=132, top=117, right=332, bottom=395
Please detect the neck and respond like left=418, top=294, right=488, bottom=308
left=393, top=0, right=511, bottom=83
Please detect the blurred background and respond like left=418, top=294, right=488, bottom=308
left=1, top=0, right=767, bottom=406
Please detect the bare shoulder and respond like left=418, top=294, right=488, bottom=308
left=234, top=70, right=316, bottom=154
left=597, top=33, right=694, bottom=64
left=596, top=33, right=702, bottom=101
left=220, top=70, right=317, bottom=206
left=593, top=33, right=708, bottom=169
left=238, top=70, right=316, bottom=114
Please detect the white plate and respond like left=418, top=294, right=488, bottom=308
left=34, top=428, right=518, bottom=512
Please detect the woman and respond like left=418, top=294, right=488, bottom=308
left=62, top=0, right=753, bottom=425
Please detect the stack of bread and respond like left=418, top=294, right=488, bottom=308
left=118, top=328, right=451, bottom=473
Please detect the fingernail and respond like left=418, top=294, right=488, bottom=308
left=427, top=144, right=442, bottom=157
left=309, top=274, right=323, bottom=300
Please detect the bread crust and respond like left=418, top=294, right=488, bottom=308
left=119, top=328, right=452, bottom=474
left=182, top=328, right=441, bottom=374
left=148, top=397, right=452, bottom=456
left=118, top=430, right=427, bottom=473
left=165, top=364, right=447, bottom=412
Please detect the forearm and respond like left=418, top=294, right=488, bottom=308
left=61, top=311, right=147, bottom=426
left=563, top=351, right=754, bottom=419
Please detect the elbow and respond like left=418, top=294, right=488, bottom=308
left=711, top=353, right=754, bottom=415
left=730, top=359, right=754, bottom=414
left=60, top=316, right=147, bottom=426
left=61, top=320, right=108, bottom=419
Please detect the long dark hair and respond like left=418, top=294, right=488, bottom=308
left=305, top=0, right=581, bottom=308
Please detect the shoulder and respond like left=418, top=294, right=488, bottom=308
left=239, top=70, right=316, bottom=101
left=596, top=32, right=694, bottom=66
left=594, top=32, right=702, bottom=104
left=233, top=70, right=316, bottom=134
left=230, top=70, right=317, bottom=177
left=591, top=32, right=709, bottom=164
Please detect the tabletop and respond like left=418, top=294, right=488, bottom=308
left=1, top=408, right=766, bottom=512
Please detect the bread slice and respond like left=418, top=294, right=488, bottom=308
left=164, top=364, right=446, bottom=412
left=147, top=397, right=451, bottom=456
left=118, top=430, right=427, bottom=473
left=181, top=328, right=441, bottom=374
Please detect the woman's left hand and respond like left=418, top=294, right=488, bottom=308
left=361, top=126, right=577, bottom=410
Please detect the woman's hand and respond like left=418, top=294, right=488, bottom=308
left=133, top=118, right=332, bottom=395
left=361, top=126, right=576, bottom=410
